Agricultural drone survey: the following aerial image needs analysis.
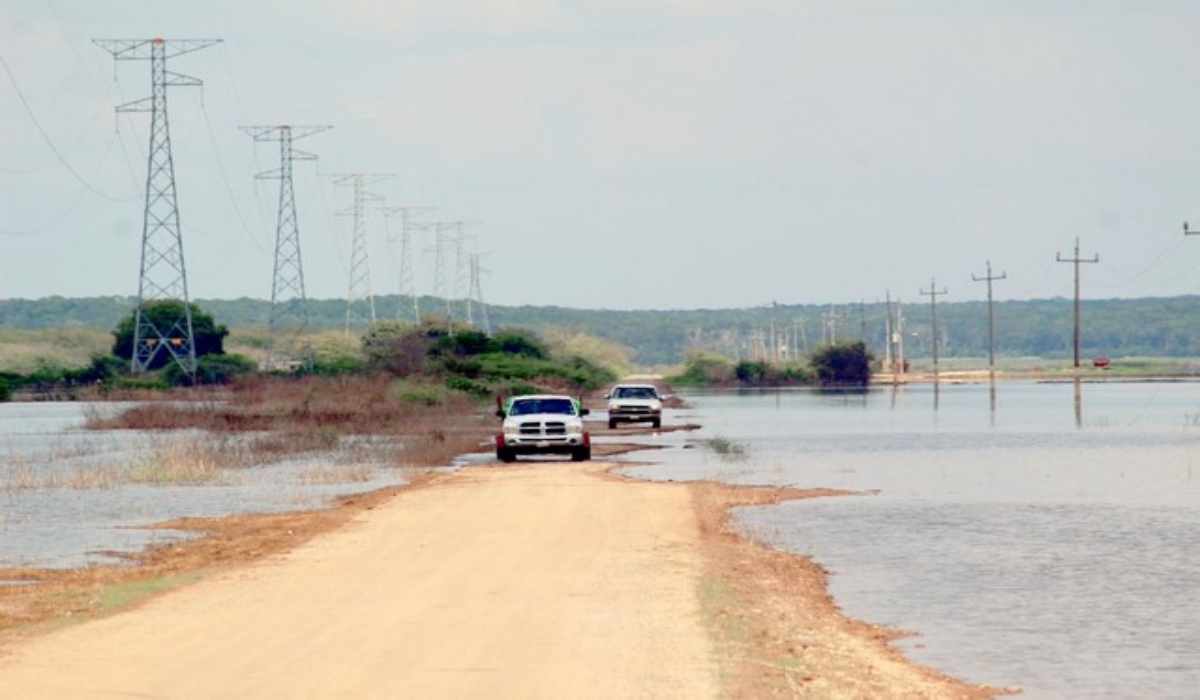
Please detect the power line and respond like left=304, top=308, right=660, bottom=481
left=0, top=52, right=133, bottom=200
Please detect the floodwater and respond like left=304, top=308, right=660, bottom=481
left=0, top=402, right=415, bottom=568
left=619, top=379, right=1200, bottom=699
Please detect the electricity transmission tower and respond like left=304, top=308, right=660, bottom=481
left=820, top=307, right=841, bottom=344
left=382, top=206, right=434, bottom=324
left=466, top=252, right=491, bottom=334
left=972, top=260, right=1007, bottom=369
left=95, top=38, right=221, bottom=376
left=331, top=174, right=391, bottom=334
left=920, top=278, right=948, bottom=376
left=241, top=125, right=329, bottom=367
left=1056, top=238, right=1099, bottom=368
left=452, top=223, right=470, bottom=321
left=431, top=223, right=453, bottom=323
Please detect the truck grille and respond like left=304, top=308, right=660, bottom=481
left=518, top=420, right=567, bottom=436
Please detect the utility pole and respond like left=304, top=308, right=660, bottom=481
left=971, top=260, right=1007, bottom=369
left=331, top=173, right=392, bottom=334
left=884, top=292, right=897, bottom=375
left=821, top=306, right=841, bottom=344
left=241, top=125, right=329, bottom=368
left=95, top=38, right=221, bottom=377
left=1056, top=238, right=1099, bottom=368
left=920, top=278, right=948, bottom=376
left=793, top=318, right=808, bottom=355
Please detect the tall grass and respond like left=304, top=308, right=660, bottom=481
left=0, top=327, right=111, bottom=374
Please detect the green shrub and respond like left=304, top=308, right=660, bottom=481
left=310, top=354, right=365, bottom=376
left=395, top=384, right=449, bottom=406
left=671, top=351, right=735, bottom=386
left=0, top=377, right=10, bottom=402
left=735, top=360, right=769, bottom=384
left=445, top=375, right=492, bottom=397
left=492, top=329, right=546, bottom=358
left=163, top=353, right=258, bottom=386
left=810, top=341, right=873, bottom=386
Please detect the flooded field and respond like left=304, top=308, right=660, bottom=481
left=0, top=402, right=419, bottom=568
left=6, top=380, right=1199, bottom=698
left=620, top=379, right=1200, bottom=699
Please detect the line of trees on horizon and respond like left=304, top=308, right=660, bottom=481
left=4, top=293, right=1200, bottom=366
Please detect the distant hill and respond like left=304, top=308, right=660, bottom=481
left=4, top=294, right=1200, bottom=366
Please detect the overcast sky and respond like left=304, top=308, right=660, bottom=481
left=4, top=0, right=1200, bottom=311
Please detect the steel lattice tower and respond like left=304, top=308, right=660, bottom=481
left=382, top=206, right=434, bottom=324
left=241, top=125, right=329, bottom=366
left=431, top=222, right=458, bottom=324
left=332, top=174, right=390, bottom=334
left=453, top=222, right=470, bottom=321
left=467, top=252, right=491, bottom=334
left=95, top=38, right=221, bottom=375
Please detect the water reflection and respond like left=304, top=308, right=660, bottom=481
left=1074, top=376, right=1083, bottom=428
left=988, top=371, right=996, bottom=427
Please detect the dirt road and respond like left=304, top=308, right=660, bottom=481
left=0, top=462, right=717, bottom=699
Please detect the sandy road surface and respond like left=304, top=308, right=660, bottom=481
left=0, top=462, right=717, bottom=699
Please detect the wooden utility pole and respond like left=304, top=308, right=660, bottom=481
left=1056, top=238, right=1099, bottom=368
left=972, top=260, right=1007, bottom=369
left=920, top=278, right=948, bottom=377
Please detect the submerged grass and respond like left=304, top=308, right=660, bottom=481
left=3, top=375, right=490, bottom=493
left=700, top=436, right=751, bottom=461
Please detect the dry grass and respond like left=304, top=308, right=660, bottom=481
left=0, top=328, right=111, bottom=374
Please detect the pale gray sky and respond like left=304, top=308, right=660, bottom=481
left=3, top=0, right=1200, bottom=311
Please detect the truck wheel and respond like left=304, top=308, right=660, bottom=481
left=496, top=447, right=517, bottom=463
left=608, top=418, right=617, bottom=429
left=572, top=446, right=591, bottom=462
left=651, top=418, right=661, bottom=429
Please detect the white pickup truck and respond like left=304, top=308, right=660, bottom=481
left=605, top=383, right=663, bottom=429
left=494, top=394, right=591, bottom=462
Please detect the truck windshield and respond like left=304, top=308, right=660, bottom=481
left=616, top=387, right=656, bottom=399
left=509, top=399, right=575, bottom=416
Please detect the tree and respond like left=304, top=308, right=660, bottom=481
left=111, top=300, right=229, bottom=371
left=810, top=341, right=873, bottom=386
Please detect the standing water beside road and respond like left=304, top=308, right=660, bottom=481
left=619, top=379, right=1200, bottom=699
left=1, top=402, right=412, bottom=569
